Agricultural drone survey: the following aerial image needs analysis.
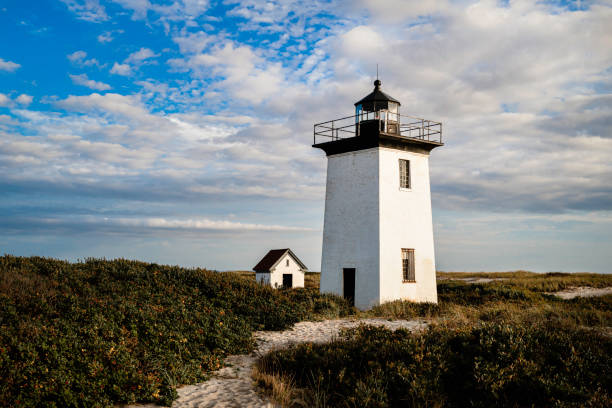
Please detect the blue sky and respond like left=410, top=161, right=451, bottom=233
left=1, top=0, right=611, bottom=272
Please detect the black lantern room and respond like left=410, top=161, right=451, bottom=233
left=313, top=79, right=443, bottom=156
left=355, top=79, right=401, bottom=135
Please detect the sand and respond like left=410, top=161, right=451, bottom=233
left=124, top=318, right=426, bottom=408
left=547, top=286, right=612, bottom=300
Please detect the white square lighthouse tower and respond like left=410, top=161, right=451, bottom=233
left=313, top=80, right=443, bottom=310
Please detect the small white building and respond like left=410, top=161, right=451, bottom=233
left=252, top=248, right=307, bottom=288
left=313, top=79, right=443, bottom=310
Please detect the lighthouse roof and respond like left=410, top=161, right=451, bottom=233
left=354, top=79, right=401, bottom=107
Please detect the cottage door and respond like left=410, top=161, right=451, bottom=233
left=282, top=274, right=293, bottom=288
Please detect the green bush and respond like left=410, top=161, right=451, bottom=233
left=0, top=255, right=353, bottom=407
left=258, top=322, right=612, bottom=407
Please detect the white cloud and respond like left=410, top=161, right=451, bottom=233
left=169, top=0, right=612, bottom=214
left=175, top=0, right=210, bottom=19
left=171, top=40, right=285, bottom=103
left=67, top=50, right=87, bottom=63
left=111, top=0, right=210, bottom=22
left=110, top=62, right=131, bottom=75
left=97, top=29, right=124, bottom=43
left=63, top=0, right=212, bottom=24
left=60, top=0, right=108, bottom=22
left=339, top=26, right=385, bottom=59
left=55, top=93, right=150, bottom=121
left=69, top=73, right=111, bottom=91
left=96, top=29, right=124, bottom=44
left=113, top=216, right=312, bottom=231
left=2, top=87, right=322, bottom=209
left=97, top=32, right=113, bottom=43
left=172, top=30, right=211, bottom=54
left=110, top=47, right=158, bottom=76
left=0, top=93, right=11, bottom=107
left=0, top=58, right=20, bottom=72
left=125, top=47, right=159, bottom=64
left=110, top=0, right=151, bottom=19
left=16, top=94, right=33, bottom=105
left=67, top=50, right=100, bottom=67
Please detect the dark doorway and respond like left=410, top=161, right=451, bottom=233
left=343, top=268, right=355, bottom=306
left=282, top=274, right=293, bottom=288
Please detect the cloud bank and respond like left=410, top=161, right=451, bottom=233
left=1, top=0, right=611, bottom=271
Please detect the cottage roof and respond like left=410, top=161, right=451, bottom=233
left=252, top=248, right=308, bottom=272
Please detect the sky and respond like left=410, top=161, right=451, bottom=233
left=1, top=0, right=611, bottom=273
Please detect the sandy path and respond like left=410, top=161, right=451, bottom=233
left=126, top=318, right=425, bottom=408
left=547, top=286, right=612, bottom=300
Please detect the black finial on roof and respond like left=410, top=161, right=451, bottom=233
left=355, top=78, right=400, bottom=108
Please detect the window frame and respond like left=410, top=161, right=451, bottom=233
left=399, top=159, right=411, bottom=190
left=402, top=248, right=415, bottom=283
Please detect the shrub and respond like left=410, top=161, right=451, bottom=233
left=258, top=273, right=612, bottom=407
left=258, top=322, right=612, bottom=407
left=0, top=255, right=353, bottom=407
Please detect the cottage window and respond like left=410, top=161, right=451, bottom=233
left=286, top=259, right=289, bottom=267
left=399, top=159, right=410, bottom=189
left=402, top=249, right=415, bottom=282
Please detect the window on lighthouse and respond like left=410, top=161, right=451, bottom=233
left=402, top=249, right=415, bottom=282
left=399, top=159, right=411, bottom=189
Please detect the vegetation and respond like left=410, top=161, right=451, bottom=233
left=258, top=321, right=611, bottom=408
left=304, top=272, right=321, bottom=289
left=0, top=256, right=353, bottom=407
left=3, top=255, right=609, bottom=407
left=257, top=272, right=612, bottom=407
left=438, top=270, right=612, bottom=291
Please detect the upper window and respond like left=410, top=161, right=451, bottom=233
left=286, top=259, right=290, bottom=267
left=402, top=248, right=415, bottom=282
left=399, top=159, right=410, bottom=189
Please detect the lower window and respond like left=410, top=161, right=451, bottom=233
left=402, top=248, right=415, bottom=282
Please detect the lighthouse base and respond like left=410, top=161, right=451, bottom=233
left=319, top=146, right=438, bottom=310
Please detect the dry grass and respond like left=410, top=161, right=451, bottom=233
left=304, top=272, right=320, bottom=289
left=437, top=271, right=611, bottom=291
left=225, top=270, right=256, bottom=280
left=252, top=364, right=304, bottom=407
left=253, top=356, right=330, bottom=408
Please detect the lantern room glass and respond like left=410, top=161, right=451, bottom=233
left=355, top=101, right=400, bottom=134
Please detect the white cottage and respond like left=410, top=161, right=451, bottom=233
left=313, top=79, right=443, bottom=310
left=252, top=248, right=307, bottom=288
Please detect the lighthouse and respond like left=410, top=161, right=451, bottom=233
left=313, top=79, right=443, bottom=310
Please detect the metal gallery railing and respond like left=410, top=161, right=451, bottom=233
left=313, top=112, right=442, bottom=145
